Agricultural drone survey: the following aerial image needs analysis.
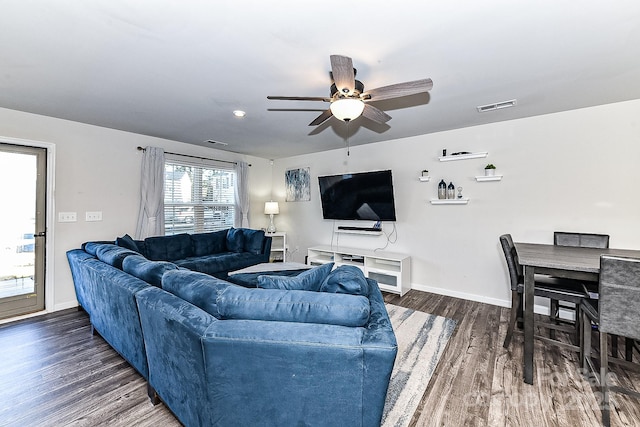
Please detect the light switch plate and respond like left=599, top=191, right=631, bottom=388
left=85, top=211, right=103, bottom=222
left=59, top=212, right=77, bottom=222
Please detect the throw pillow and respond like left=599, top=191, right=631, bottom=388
left=242, top=228, right=266, bottom=255
left=226, top=228, right=245, bottom=253
left=115, top=234, right=140, bottom=253
left=319, top=265, right=369, bottom=296
left=257, top=262, right=334, bottom=291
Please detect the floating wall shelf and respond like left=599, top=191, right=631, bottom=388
left=418, top=176, right=431, bottom=182
left=475, top=175, right=503, bottom=182
left=430, top=198, right=469, bottom=205
left=439, top=152, right=488, bottom=162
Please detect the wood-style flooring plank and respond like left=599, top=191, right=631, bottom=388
left=2, top=292, right=639, bottom=426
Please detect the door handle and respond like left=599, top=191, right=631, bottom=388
left=34, top=232, right=46, bottom=237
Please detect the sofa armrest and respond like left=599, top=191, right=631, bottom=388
left=262, top=235, right=272, bottom=256
left=135, top=286, right=218, bottom=427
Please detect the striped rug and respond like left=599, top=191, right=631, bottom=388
left=382, top=304, right=457, bottom=427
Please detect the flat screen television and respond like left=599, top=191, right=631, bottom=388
left=318, top=170, right=397, bottom=221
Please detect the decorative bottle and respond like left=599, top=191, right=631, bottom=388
left=447, top=182, right=455, bottom=199
left=438, top=179, right=447, bottom=199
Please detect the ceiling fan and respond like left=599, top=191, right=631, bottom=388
left=267, top=55, right=433, bottom=126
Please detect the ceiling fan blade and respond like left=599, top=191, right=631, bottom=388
left=330, top=55, right=355, bottom=95
left=308, top=109, right=333, bottom=126
left=361, top=104, right=392, bottom=124
left=267, top=96, right=331, bottom=102
left=363, top=78, right=433, bottom=102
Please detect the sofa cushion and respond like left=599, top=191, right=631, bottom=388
left=161, top=270, right=233, bottom=319
left=122, top=254, right=180, bottom=287
left=257, top=262, right=334, bottom=291
left=82, top=241, right=114, bottom=256
left=145, top=233, right=193, bottom=261
left=174, top=252, right=264, bottom=276
left=94, top=244, right=139, bottom=269
left=191, top=230, right=228, bottom=257
left=319, top=265, right=369, bottom=296
left=242, top=228, right=265, bottom=255
left=226, top=228, right=245, bottom=253
left=216, top=285, right=370, bottom=327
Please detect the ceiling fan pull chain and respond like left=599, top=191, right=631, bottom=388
left=346, top=121, right=350, bottom=156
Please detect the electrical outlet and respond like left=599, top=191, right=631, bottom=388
left=58, top=212, right=77, bottom=222
left=85, top=211, right=103, bottom=222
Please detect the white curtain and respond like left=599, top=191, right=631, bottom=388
left=135, top=146, right=165, bottom=238
left=234, top=161, right=249, bottom=227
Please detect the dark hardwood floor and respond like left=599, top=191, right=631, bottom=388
left=1, top=290, right=638, bottom=426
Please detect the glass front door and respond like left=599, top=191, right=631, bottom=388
left=0, top=143, right=46, bottom=319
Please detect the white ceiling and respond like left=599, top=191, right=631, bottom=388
left=1, top=1, right=639, bottom=159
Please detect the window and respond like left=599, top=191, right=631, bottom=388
left=164, top=158, right=236, bottom=236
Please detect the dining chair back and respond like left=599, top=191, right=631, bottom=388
left=554, top=232, right=610, bottom=249
left=580, top=255, right=640, bottom=427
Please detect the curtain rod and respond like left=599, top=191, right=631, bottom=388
left=136, top=146, right=250, bottom=166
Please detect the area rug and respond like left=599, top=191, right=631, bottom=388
left=382, top=304, right=457, bottom=427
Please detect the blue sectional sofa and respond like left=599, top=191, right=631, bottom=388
left=113, top=227, right=272, bottom=278
left=66, top=231, right=398, bottom=427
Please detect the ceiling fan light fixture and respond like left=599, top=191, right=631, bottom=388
left=330, top=98, right=365, bottom=121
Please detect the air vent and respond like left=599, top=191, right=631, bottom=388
left=206, top=140, right=229, bottom=146
left=476, top=99, right=517, bottom=113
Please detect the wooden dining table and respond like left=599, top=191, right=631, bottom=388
left=514, top=242, right=640, bottom=384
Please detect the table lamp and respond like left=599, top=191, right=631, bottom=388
left=264, top=201, right=279, bottom=233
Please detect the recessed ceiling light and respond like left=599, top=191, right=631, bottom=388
left=233, top=110, right=246, bottom=117
left=477, top=99, right=517, bottom=113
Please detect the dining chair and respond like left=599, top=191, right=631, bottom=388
left=500, top=234, right=589, bottom=349
left=580, top=255, right=640, bottom=427
left=551, top=232, right=609, bottom=338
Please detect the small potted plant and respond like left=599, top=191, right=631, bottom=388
left=484, top=164, right=496, bottom=176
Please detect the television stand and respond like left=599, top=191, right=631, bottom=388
left=307, top=246, right=411, bottom=296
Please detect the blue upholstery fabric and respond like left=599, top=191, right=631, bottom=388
left=257, top=262, right=334, bottom=291
left=115, top=233, right=140, bottom=253
left=161, top=270, right=232, bottom=318
left=190, top=230, right=227, bottom=257
left=94, top=244, right=139, bottom=269
left=135, top=286, right=217, bottom=427
left=319, top=265, right=370, bottom=296
left=145, top=233, right=193, bottom=261
left=216, top=284, right=370, bottom=327
left=174, top=252, right=267, bottom=276
left=225, top=228, right=244, bottom=253
left=122, top=254, right=180, bottom=287
left=67, top=249, right=150, bottom=379
left=241, top=228, right=265, bottom=254
left=82, top=241, right=113, bottom=256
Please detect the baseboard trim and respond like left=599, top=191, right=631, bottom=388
left=410, top=283, right=568, bottom=318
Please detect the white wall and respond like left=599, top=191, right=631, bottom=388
left=2, top=99, right=638, bottom=313
left=272, top=99, right=640, bottom=306
left=0, top=107, right=271, bottom=311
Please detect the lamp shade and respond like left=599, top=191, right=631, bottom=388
left=264, top=201, right=280, bottom=215
left=330, top=98, right=365, bottom=121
